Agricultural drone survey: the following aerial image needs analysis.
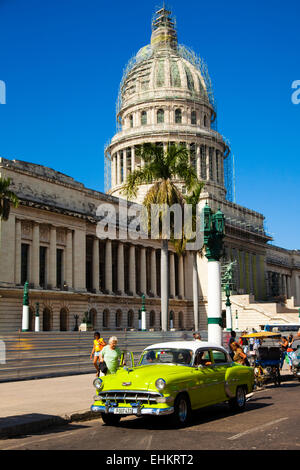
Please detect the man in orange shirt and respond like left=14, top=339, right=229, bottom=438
left=90, top=332, right=106, bottom=376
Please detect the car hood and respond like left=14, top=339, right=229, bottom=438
left=100, top=364, right=189, bottom=392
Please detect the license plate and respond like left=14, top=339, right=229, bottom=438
left=114, top=408, right=133, bottom=414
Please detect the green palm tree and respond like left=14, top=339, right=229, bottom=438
left=182, top=181, right=205, bottom=331
left=122, top=142, right=198, bottom=331
left=0, top=177, right=19, bottom=221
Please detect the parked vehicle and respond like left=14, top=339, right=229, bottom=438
left=291, top=346, right=300, bottom=381
left=91, top=341, right=254, bottom=427
left=264, top=324, right=300, bottom=334
left=241, top=332, right=282, bottom=387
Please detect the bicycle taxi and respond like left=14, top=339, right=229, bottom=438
left=241, top=331, right=282, bottom=388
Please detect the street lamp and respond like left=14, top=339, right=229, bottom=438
left=35, top=302, right=40, bottom=332
left=204, top=204, right=225, bottom=345
left=21, top=281, right=30, bottom=332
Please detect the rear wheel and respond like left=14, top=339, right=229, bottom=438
left=101, top=413, right=121, bottom=426
left=170, top=394, right=191, bottom=428
left=229, top=386, right=246, bottom=412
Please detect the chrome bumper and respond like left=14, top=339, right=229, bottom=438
left=91, top=404, right=174, bottom=416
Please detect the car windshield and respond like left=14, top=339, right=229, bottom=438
left=139, top=348, right=193, bottom=366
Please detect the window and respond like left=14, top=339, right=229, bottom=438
left=209, top=147, right=214, bottom=180
left=191, top=110, right=197, bottom=125
left=129, top=114, right=133, bottom=128
left=157, top=109, right=164, bottom=124
left=203, top=114, right=207, bottom=127
left=194, top=350, right=211, bottom=367
left=211, top=349, right=229, bottom=364
left=39, top=246, right=47, bottom=288
left=141, top=111, right=147, bottom=125
left=200, top=145, right=206, bottom=179
left=56, top=249, right=63, bottom=289
left=175, top=109, right=182, bottom=124
left=21, top=244, right=29, bottom=285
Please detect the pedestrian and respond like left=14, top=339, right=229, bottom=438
left=193, top=332, right=201, bottom=341
left=90, top=332, right=106, bottom=377
left=238, top=331, right=249, bottom=354
left=228, top=330, right=236, bottom=359
left=100, top=336, right=122, bottom=374
left=287, top=334, right=294, bottom=372
left=231, top=342, right=249, bottom=366
left=279, top=336, right=288, bottom=370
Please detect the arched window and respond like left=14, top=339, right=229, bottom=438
left=43, top=307, right=52, bottom=331
left=150, top=311, right=156, bottom=328
left=60, top=308, right=69, bottom=331
left=203, top=114, right=207, bottom=127
left=127, top=310, right=134, bottom=328
left=175, top=108, right=182, bottom=124
left=141, top=111, right=147, bottom=126
left=129, top=114, right=133, bottom=128
left=90, top=308, right=97, bottom=329
left=157, top=109, right=164, bottom=124
left=103, top=309, right=109, bottom=328
left=191, top=110, right=197, bottom=125
left=116, top=309, right=122, bottom=328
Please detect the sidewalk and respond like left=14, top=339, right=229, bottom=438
left=0, top=373, right=97, bottom=438
left=0, top=365, right=294, bottom=439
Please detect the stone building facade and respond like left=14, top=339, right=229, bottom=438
left=0, top=7, right=299, bottom=332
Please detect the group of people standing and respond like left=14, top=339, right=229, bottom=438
left=279, top=334, right=295, bottom=371
left=90, top=332, right=122, bottom=376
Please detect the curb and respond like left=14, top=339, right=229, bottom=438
left=0, top=409, right=99, bottom=439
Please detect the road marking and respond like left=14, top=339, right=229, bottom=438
left=228, top=417, right=288, bottom=441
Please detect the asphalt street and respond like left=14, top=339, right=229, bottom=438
left=1, top=379, right=299, bottom=451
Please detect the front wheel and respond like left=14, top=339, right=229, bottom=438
left=229, top=386, right=246, bottom=412
left=101, top=413, right=121, bottom=426
left=170, top=394, right=191, bottom=428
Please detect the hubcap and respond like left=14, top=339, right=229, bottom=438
left=178, top=399, right=187, bottom=422
left=237, top=388, right=245, bottom=407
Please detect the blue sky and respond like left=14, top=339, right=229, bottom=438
left=0, top=0, right=299, bottom=249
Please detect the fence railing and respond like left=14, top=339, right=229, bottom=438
left=0, top=330, right=215, bottom=382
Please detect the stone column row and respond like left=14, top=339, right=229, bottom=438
left=91, top=239, right=185, bottom=299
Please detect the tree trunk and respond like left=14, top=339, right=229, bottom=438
left=161, top=239, right=169, bottom=331
left=193, top=251, right=199, bottom=331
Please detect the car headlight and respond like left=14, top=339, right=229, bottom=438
left=93, top=378, right=104, bottom=390
left=155, top=378, right=166, bottom=390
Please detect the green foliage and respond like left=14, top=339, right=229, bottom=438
left=0, top=177, right=19, bottom=221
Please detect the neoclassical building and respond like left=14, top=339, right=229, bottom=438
left=0, top=7, right=299, bottom=333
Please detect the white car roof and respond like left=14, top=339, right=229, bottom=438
left=144, top=341, right=228, bottom=354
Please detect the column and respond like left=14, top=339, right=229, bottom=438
left=196, top=144, right=201, bottom=179
left=117, top=151, right=121, bottom=185
left=170, top=252, right=176, bottom=298
left=117, top=242, right=124, bottom=294
left=92, top=237, right=100, bottom=292
left=123, top=149, right=127, bottom=182
left=129, top=245, right=136, bottom=296
left=151, top=249, right=157, bottom=296
left=48, top=225, right=56, bottom=289
left=73, top=229, right=86, bottom=291
left=131, top=146, right=135, bottom=173
left=287, top=276, right=291, bottom=299
left=178, top=255, right=185, bottom=299
left=140, top=247, right=147, bottom=295
left=31, top=222, right=40, bottom=288
left=105, top=239, right=112, bottom=293
left=65, top=229, right=73, bottom=289
left=205, top=144, right=210, bottom=180
left=15, top=219, right=21, bottom=285
left=111, top=154, right=116, bottom=187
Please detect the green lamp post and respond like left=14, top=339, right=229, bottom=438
left=21, top=281, right=30, bottom=332
left=203, top=203, right=225, bottom=345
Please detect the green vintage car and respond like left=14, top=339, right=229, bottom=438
left=91, top=341, right=254, bottom=427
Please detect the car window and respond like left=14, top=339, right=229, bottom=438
left=211, top=349, right=229, bottom=364
left=139, top=348, right=193, bottom=366
left=194, top=349, right=212, bottom=367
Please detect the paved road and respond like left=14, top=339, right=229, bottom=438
left=1, top=380, right=299, bottom=451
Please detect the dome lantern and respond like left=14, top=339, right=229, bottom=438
left=151, top=6, right=177, bottom=51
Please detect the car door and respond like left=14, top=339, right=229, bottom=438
left=190, top=348, right=218, bottom=408
left=210, top=349, right=233, bottom=402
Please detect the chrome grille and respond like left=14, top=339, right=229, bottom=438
left=96, top=390, right=161, bottom=404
